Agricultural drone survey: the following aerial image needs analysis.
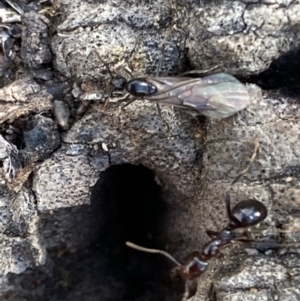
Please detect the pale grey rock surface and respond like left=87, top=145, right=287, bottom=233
left=186, top=0, right=300, bottom=74
left=192, top=85, right=300, bottom=300
left=21, top=12, right=52, bottom=68
left=0, top=76, right=53, bottom=124
left=0, top=186, right=46, bottom=285
left=0, top=0, right=300, bottom=301
left=52, top=0, right=300, bottom=81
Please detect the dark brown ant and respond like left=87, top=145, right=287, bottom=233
left=126, top=192, right=267, bottom=300
left=90, top=49, right=251, bottom=119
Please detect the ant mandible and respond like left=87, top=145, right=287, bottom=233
left=126, top=192, right=267, bottom=300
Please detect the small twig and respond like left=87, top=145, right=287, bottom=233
left=231, top=138, right=260, bottom=185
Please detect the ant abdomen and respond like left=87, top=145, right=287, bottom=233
left=229, top=199, right=268, bottom=229
left=180, top=251, right=207, bottom=280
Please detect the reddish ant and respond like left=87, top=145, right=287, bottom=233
left=126, top=192, right=267, bottom=300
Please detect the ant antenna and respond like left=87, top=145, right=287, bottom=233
left=126, top=241, right=182, bottom=267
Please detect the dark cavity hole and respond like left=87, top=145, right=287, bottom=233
left=246, top=48, right=300, bottom=97
left=90, top=164, right=178, bottom=300
left=37, top=164, right=181, bottom=301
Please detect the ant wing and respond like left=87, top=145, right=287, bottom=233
left=147, top=74, right=251, bottom=119
left=183, top=74, right=251, bottom=119
left=146, top=76, right=216, bottom=111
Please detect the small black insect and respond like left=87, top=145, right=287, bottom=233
left=92, top=48, right=251, bottom=119
left=126, top=192, right=267, bottom=300
left=110, top=72, right=252, bottom=119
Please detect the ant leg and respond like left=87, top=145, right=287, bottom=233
left=86, top=49, right=116, bottom=112
left=156, top=103, right=162, bottom=117
left=152, top=36, right=173, bottom=133
left=239, top=229, right=256, bottom=241
left=122, top=66, right=134, bottom=79
left=181, top=279, right=197, bottom=301
left=225, top=191, right=232, bottom=222
left=110, top=93, right=130, bottom=104
left=102, top=84, right=113, bottom=111
left=103, top=97, right=109, bottom=111
left=154, top=102, right=171, bottom=134
left=120, top=96, right=136, bottom=109
left=179, top=65, right=225, bottom=77
left=236, top=237, right=255, bottom=243
left=206, top=230, right=219, bottom=238
left=182, top=280, right=190, bottom=301
left=154, top=35, right=167, bottom=116
left=114, top=94, right=131, bottom=116
left=90, top=49, right=113, bottom=75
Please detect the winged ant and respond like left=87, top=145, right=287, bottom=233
left=90, top=37, right=251, bottom=119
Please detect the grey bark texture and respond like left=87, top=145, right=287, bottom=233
left=0, top=1, right=300, bottom=301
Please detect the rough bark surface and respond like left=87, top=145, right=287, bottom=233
left=194, top=85, right=300, bottom=300
left=51, top=0, right=300, bottom=79
left=0, top=1, right=300, bottom=301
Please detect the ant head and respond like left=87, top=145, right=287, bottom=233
left=229, top=199, right=268, bottom=229
left=89, top=50, right=128, bottom=91
left=110, top=75, right=127, bottom=90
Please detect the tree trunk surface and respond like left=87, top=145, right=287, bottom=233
left=0, top=1, right=300, bottom=301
